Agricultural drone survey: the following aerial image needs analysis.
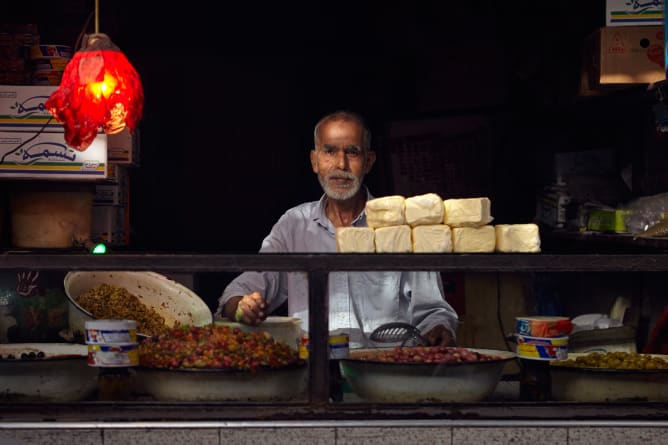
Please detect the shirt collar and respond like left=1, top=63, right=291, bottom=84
left=313, top=186, right=374, bottom=229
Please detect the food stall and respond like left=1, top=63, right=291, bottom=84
left=1, top=252, right=668, bottom=444
left=3, top=2, right=668, bottom=444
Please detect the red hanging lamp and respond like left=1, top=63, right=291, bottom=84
left=45, top=0, right=144, bottom=151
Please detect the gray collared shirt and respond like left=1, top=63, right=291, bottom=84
left=215, top=189, right=459, bottom=348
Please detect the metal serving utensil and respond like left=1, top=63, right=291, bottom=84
left=369, top=322, right=428, bottom=347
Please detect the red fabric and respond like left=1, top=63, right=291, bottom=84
left=45, top=49, right=144, bottom=151
left=643, top=304, right=668, bottom=354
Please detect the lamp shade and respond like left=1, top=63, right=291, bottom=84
left=45, top=33, right=144, bottom=151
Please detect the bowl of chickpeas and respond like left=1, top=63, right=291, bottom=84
left=550, top=351, right=668, bottom=401
left=63, top=271, right=213, bottom=340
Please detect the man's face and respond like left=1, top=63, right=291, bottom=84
left=310, top=120, right=376, bottom=201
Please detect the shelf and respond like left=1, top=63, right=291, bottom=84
left=3, top=251, right=668, bottom=272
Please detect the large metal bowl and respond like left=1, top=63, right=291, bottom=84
left=134, top=364, right=308, bottom=401
left=0, top=343, right=98, bottom=401
left=340, top=347, right=516, bottom=403
left=64, top=271, right=213, bottom=338
left=550, top=353, right=668, bottom=402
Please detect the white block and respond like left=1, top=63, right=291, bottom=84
left=405, top=193, right=444, bottom=227
left=375, top=225, right=412, bottom=253
left=412, top=224, right=452, bottom=253
left=443, top=197, right=493, bottom=227
left=366, top=195, right=406, bottom=228
left=495, top=224, right=541, bottom=253
left=336, top=227, right=375, bottom=253
left=452, top=225, right=496, bottom=253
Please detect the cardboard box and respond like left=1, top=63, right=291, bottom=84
left=607, top=0, right=664, bottom=26
left=0, top=131, right=107, bottom=180
left=0, top=85, right=62, bottom=131
left=107, top=127, right=140, bottom=166
left=91, top=204, right=129, bottom=246
left=588, top=26, right=665, bottom=86
left=94, top=184, right=126, bottom=206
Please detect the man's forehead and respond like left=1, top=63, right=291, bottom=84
left=320, top=120, right=363, bottom=138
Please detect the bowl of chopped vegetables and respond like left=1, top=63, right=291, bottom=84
left=550, top=351, right=668, bottom=402
left=340, top=346, right=516, bottom=403
left=63, top=271, right=213, bottom=339
left=134, top=324, right=307, bottom=401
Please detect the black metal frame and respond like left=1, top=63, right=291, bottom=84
left=1, top=252, right=668, bottom=421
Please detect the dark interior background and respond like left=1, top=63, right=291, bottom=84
left=6, top=0, right=628, bottom=249
left=6, top=1, right=666, bottom=311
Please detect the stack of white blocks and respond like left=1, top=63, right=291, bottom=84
left=336, top=193, right=541, bottom=253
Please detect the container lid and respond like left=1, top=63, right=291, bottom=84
left=85, top=319, right=137, bottom=330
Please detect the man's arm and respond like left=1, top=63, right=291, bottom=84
left=405, top=271, right=459, bottom=345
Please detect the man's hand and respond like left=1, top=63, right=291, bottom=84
left=231, top=291, right=267, bottom=326
left=422, top=324, right=455, bottom=346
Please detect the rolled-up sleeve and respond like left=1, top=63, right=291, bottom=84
left=404, top=271, right=459, bottom=340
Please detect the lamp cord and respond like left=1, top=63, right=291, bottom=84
left=74, top=11, right=94, bottom=51
left=95, top=0, right=100, bottom=34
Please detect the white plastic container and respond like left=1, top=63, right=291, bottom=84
left=85, top=319, right=137, bottom=345
left=85, top=319, right=139, bottom=367
left=87, top=343, right=139, bottom=367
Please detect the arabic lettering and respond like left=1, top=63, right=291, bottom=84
left=626, top=0, right=663, bottom=10
left=16, top=96, right=50, bottom=115
left=21, top=143, right=76, bottom=162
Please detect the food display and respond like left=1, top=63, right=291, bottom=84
left=443, top=197, right=493, bottom=227
left=340, top=347, right=516, bottom=402
left=452, top=225, right=496, bottom=253
left=76, top=283, right=173, bottom=337
left=336, top=194, right=540, bottom=253
left=138, top=324, right=303, bottom=372
left=350, top=345, right=503, bottom=364
left=551, top=351, right=668, bottom=370
left=412, top=224, right=452, bottom=253
left=336, top=227, right=375, bottom=253
left=64, top=271, right=213, bottom=339
left=550, top=352, right=668, bottom=402
left=374, top=225, right=412, bottom=253
left=404, top=193, right=444, bottom=226
left=365, top=195, right=407, bottom=228
left=495, top=224, right=541, bottom=253
left=135, top=324, right=307, bottom=401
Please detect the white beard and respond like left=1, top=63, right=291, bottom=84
left=319, top=171, right=363, bottom=201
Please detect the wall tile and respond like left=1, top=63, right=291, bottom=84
left=337, top=427, right=451, bottom=445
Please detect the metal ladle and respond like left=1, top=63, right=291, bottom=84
left=369, top=322, right=428, bottom=347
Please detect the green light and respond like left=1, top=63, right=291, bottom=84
left=91, top=243, right=107, bottom=254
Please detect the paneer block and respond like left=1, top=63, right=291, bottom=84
left=451, top=225, right=496, bottom=253
left=366, top=195, right=406, bottom=228
left=412, top=224, right=452, bottom=253
left=336, top=227, right=376, bottom=253
left=405, top=193, right=444, bottom=227
left=443, top=197, right=493, bottom=227
left=375, top=225, right=412, bottom=253
left=495, top=224, right=541, bottom=253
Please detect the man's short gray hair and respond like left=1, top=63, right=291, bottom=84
left=314, top=110, right=371, bottom=151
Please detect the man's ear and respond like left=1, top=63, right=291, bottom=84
left=310, top=149, right=318, bottom=173
left=364, top=150, right=377, bottom=174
